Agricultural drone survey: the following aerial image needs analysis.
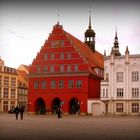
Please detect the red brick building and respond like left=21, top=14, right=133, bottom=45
left=28, top=19, right=104, bottom=115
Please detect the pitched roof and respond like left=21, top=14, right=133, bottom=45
left=65, top=31, right=104, bottom=69
left=22, top=65, right=29, bottom=71
left=17, top=64, right=29, bottom=74
left=64, top=31, right=103, bottom=78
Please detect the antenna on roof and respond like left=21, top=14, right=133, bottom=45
left=89, top=10, right=92, bottom=29
left=57, top=8, right=60, bottom=25
left=88, top=3, right=92, bottom=29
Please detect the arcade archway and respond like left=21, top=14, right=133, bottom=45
left=36, top=98, right=46, bottom=115
left=69, top=98, right=80, bottom=114
left=52, top=98, right=61, bottom=114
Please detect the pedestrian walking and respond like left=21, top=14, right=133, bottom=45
left=19, top=106, right=25, bottom=120
left=56, top=107, right=63, bottom=119
left=14, top=105, right=20, bottom=120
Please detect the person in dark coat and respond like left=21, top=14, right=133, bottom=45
left=57, top=107, right=63, bottom=119
left=14, top=105, right=20, bottom=120
left=19, top=106, right=25, bottom=120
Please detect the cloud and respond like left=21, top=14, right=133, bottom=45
left=8, top=29, right=16, bottom=34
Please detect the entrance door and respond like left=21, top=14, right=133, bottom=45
left=36, top=98, right=46, bottom=115
left=69, top=98, right=80, bottom=114
left=92, top=103, right=101, bottom=116
left=52, top=98, right=61, bottom=114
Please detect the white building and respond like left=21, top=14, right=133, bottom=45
left=101, top=31, right=140, bottom=115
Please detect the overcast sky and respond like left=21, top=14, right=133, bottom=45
left=0, top=0, right=140, bottom=68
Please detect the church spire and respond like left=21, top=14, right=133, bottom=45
left=89, top=10, right=92, bottom=29
left=112, top=28, right=121, bottom=56
left=57, top=8, right=60, bottom=25
left=114, top=28, right=119, bottom=47
left=84, top=10, right=96, bottom=52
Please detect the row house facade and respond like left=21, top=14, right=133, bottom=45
left=101, top=31, right=140, bottom=115
left=0, top=58, right=29, bottom=112
left=0, top=57, right=18, bottom=112
left=17, top=65, right=29, bottom=111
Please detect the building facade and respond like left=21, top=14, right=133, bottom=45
left=17, top=65, right=29, bottom=111
left=101, top=32, right=140, bottom=115
left=0, top=57, right=18, bottom=112
left=28, top=20, right=104, bottom=115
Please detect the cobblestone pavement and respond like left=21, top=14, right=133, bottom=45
left=0, top=113, right=140, bottom=140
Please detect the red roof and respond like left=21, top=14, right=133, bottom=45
left=64, top=31, right=104, bottom=78
left=65, top=31, right=104, bottom=69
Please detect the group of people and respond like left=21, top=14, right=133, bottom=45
left=14, top=105, right=62, bottom=119
left=14, top=105, right=25, bottom=120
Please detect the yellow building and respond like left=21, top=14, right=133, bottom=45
left=17, top=65, right=29, bottom=111
left=0, top=57, right=18, bottom=112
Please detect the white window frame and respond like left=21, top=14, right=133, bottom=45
left=34, top=81, right=39, bottom=89
left=50, top=53, right=55, bottom=60
left=58, top=80, right=64, bottom=89
left=116, top=72, right=123, bottom=82
left=60, top=65, right=64, bottom=72
left=74, top=65, right=78, bottom=72
left=132, top=103, right=139, bottom=113
left=60, top=53, right=64, bottom=59
left=132, top=88, right=139, bottom=98
left=3, top=88, right=9, bottom=98
left=132, top=71, right=139, bottom=81
left=50, top=65, right=54, bottom=72
left=43, top=66, right=48, bottom=72
left=116, top=103, right=123, bottom=112
left=67, top=53, right=71, bottom=59
left=68, top=80, right=74, bottom=88
left=44, top=53, right=48, bottom=60
left=41, top=81, right=47, bottom=89
left=76, top=80, right=82, bottom=88
left=117, top=88, right=123, bottom=98
left=51, top=80, right=56, bottom=89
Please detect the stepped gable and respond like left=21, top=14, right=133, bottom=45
left=30, top=23, right=103, bottom=77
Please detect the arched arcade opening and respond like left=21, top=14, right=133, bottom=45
left=52, top=98, right=61, bottom=114
left=36, top=98, right=46, bottom=115
left=69, top=98, right=80, bottom=114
